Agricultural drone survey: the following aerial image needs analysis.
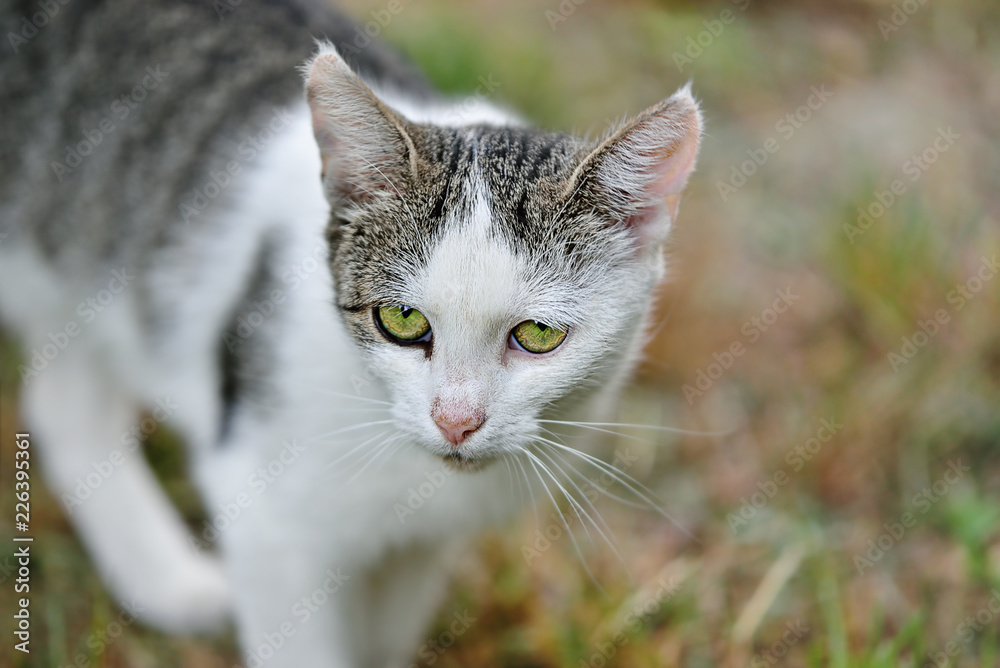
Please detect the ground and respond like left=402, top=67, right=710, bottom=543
left=2, top=0, right=999, bottom=666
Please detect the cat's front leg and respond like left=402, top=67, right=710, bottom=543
left=354, top=540, right=465, bottom=668
left=22, top=345, right=231, bottom=632
left=223, top=511, right=359, bottom=668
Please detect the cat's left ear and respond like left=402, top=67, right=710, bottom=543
left=304, top=44, right=419, bottom=203
left=565, top=86, right=701, bottom=246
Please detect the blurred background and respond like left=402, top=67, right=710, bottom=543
left=2, top=0, right=999, bottom=665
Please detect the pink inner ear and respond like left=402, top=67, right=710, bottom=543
left=657, top=139, right=698, bottom=195
left=309, top=107, right=337, bottom=178
left=307, top=93, right=408, bottom=202
left=618, top=136, right=698, bottom=245
left=621, top=206, right=662, bottom=246
left=307, top=51, right=400, bottom=202
left=647, top=124, right=700, bottom=220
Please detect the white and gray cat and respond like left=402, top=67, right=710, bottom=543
left=0, top=1, right=700, bottom=665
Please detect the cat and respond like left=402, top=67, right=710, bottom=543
left=0, top=1, right=701, bottom=665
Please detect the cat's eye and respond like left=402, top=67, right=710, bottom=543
left=510, top=320, right=567, bottom=354
left=376, top=305, right=431, bottom=343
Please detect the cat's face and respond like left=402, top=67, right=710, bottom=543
left=306, top=47, right=700, bottom=469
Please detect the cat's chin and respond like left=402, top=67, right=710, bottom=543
left=441, top=451, right=493, bottom=473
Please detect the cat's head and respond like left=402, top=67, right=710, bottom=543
left=305, top=46, right=700, bottom=470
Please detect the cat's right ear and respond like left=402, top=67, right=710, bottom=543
left=304, top=44, right=419, bottom=203
left=564, top=86, right=702, bottom=249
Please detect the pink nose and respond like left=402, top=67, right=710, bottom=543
left=432, top=407, right=485, bottom=447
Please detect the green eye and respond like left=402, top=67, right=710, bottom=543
left=511, top=320, right=567, bottom=354
left=377, top=305, right=431, bottom=343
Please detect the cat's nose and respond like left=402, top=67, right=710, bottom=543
left=432, top=402, right=485, bottom=447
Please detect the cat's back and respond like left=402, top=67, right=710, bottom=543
left=0, top=0, right=431, bottom=267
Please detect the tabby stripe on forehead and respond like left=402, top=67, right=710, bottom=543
left=430, top=141, right=463, bottom=220
left=515, top=192, right=529, bottom=227
left=529, top=142, right=554, bottom=180
left=512, top=138, right=526, bottom=175
left=429, top=185, right=448, bottom=222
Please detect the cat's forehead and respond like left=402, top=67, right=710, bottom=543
left=470, top=126, right=583, bottom=190
left=417, top=181, right=575, bottom=333
left=417, top=125, right=588, bottom=237
left=332, top=125, right=628, bottom=311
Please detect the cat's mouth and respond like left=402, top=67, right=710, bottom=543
left=441, top=451, right=491, bottom=473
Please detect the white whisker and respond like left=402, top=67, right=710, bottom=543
left=534, top=436, right=695, bottom=540
left=301, top=385, right=393, bottom=407
left=539, top=423, right=648, bottom=446
left=512, top=452, right=539, bottom=528
left=525, top=449, right=598, bottom=548
left=324, top=429, right=394, bottom=471
left=532, top=445, right=631, bottom=577
left=522, top=451, right=607, bottom=595
left=539, top=419, right=730, bottom=438
left=537, top=429, right=654, bottom=511
left=305, top=419, right=397, bottom=443
left=367, top=438, right=409, bottom=475
left=501, top=453, right=517, bottom=501
left=347, top=433, right=407, bottom=483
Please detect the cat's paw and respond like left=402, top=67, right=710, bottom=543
left=114, top=556, right=233, bottom=634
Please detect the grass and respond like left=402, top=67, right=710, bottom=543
left=2, top=0, right=999, bottom=666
